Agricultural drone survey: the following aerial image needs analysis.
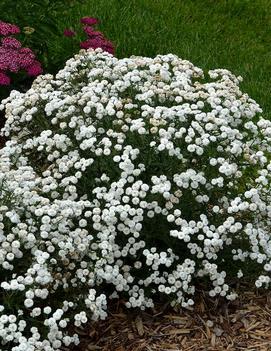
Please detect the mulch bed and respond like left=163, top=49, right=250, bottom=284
left=67, top=289, right=271, bottom=351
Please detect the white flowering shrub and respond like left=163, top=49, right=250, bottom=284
left=0, top=48, right=271, bottom=350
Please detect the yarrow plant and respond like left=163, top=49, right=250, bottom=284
left=0, top=48, right=271, bottom=350
left=64, top=17, right=114, bottom=54
left=0, top=20, right=42, bottom=86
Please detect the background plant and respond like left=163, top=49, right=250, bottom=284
left=0, top=0, right=86, bottom=74
left=0, top=0, right=114, bottom=147
left=0, top=21, right=42, bottom=85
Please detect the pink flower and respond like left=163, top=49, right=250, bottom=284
left=83, top=26, right=103, bottom=38
left=0, top=46, right=20, bottom=72
left=19, top=48, right=36, bottom=68
left=80, top=17, right=99, bottom=26
left=0, top=46, right=36, bottom=73
left=0, top=21, right=20, bottom=36
left=0, top=71, right=10, bottom=85
left=83, top=26, right=94, bottom=36
left=63, top=28, right=76, bottom=37
left=66, top=16, right=114, bottom=56
left=1, top=37, right=21, bottom=49
left=0, top=25, right=42, bottom=83
left=80, top=39, right=93, bottom=49
left=80, top=37, right=114, bottom=54
left=80, top=38, right=108, bottom=50
left=26, top=61, right=43, bottom=76
left=103, top=41, right=114, bottom=55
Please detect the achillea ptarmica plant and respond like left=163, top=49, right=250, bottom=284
left=0, top=48, right=271, bottom=350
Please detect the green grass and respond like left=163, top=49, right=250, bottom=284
left=1, top=0, right=270, bottom=116
left=65, top=0, right=271, bottom=118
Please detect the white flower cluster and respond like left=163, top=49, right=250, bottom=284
left=0, top=48, right=271, bottom=350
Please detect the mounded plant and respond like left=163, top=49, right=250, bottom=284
left=0, top=49, right=271, bottom=350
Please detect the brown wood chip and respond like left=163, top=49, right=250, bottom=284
left=69, top=289, right=271, bottom=351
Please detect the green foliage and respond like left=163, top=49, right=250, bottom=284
left=0, top=0, right=85, bottom=74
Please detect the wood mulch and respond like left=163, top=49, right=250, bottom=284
left=67, top=289, right=271, bottom=351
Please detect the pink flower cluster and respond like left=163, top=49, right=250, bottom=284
left=0, top=21, right=42, bottom=86
left=64, top=17, right=114, bottom=55
left=0, top=21, right=20, bottom=36
left=63, top=29, right=76, bottom=38
left=80, top=17, right=99, bottom=26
